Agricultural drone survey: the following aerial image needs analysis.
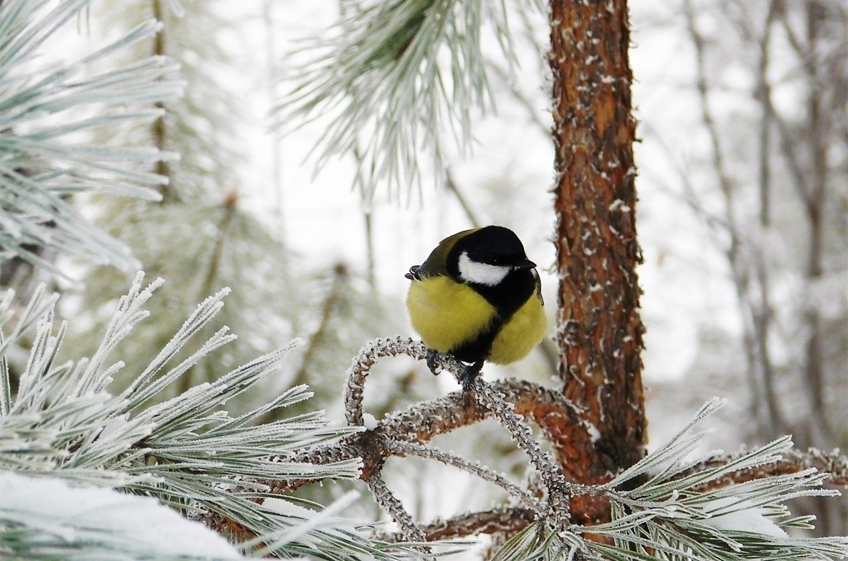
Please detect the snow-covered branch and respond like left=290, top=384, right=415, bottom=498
left=0, top=275, right=422, bottom=560
left=260, top=338, right=848, bottom=560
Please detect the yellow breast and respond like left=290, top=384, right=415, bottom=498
left=488, top=293, right=546, bottom=364
left=406, top=276, right=547, bottom=364
left=406, top=276, right=496, bottom=354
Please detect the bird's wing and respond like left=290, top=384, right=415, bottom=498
left=404, top=265, right=422, bottom=280
left=417, top=228, right=480, bottom=279
left=532, top=268, right=544, bottom=305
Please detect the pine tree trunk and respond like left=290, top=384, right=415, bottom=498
left=548, top=0, right=646, bottom=523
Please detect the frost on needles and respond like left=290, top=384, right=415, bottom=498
left=1, top=274, right=846, bottom=560
left=0, top=272, right=428, bottom=560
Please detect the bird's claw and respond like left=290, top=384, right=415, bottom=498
left=424, top=351, right=482, bottom=391
left=425, top=349, right=441, bottom=375
left=459, top=361, right=483, bottom=392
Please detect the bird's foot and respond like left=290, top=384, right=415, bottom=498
left=425, top=349, right=441, bottom=376
left=459, top=361, right=484, bottom=392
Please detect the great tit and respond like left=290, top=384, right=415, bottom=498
left=405, top=225, right=546, bottom=390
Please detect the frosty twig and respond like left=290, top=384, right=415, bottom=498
left=343, top=337, right=575, bottom=533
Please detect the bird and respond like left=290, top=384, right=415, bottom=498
left=405, top=225, right=546, bottom=390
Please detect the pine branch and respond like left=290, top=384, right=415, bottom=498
left=257, top=340, right=848, bottom=559
left=264, top=375, right=581, bottom=499
left=468, top=376, right=572, bottom=529
left=0, top=274, right=431, bottom=560
left=366, top=472, right=429, bottom=545
left=344, top=337, right=583, bottom=446
left=378, top=507, right=536, bottom=543
left=0, top=471, right=244, bottom=560
left=0, top=0, right=182, bottom=273
left=276, top=336, right=848, bottom=506
left=279, top=0, right=535, bottom=201
left=387, top=440, right=544, bottom=512
left=329, top=339, right=575, bottom=536
left=684, top=447, right=848, bottom=489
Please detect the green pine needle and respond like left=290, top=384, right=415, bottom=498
left=279, top=0, right=533, bottom=202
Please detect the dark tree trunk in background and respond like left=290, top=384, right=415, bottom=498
left=548, top=0, right=646, bottom=524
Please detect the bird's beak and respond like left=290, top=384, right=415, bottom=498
left=513, top=259, right=536, bottom=271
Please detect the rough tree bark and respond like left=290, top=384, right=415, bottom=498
left=549, top=0, right=646, bottom=524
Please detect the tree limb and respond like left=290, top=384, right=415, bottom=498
left=687, top=447, right=848, bottom=489
left=377, top=507, right=536, bottom=543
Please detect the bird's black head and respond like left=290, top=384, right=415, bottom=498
left=447, top=226, right=536, bottom=287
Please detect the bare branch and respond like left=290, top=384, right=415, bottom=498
left=268, top=375, right=583, bottom=495
left=468, top=377, right=572, bottom=528
left=345, top=337, right=575, bottom=530
left=445, top=168, right=482, bottom=228
left=378, top=507, right=536, bottom=543
left=365, top=473, right=429, bottom=545
left=683, top=0, right=786, bottom=442
left=387, top=440, right=544, bottom=512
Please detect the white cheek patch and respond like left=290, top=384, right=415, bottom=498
left=457, top=251, right=511, bottom=286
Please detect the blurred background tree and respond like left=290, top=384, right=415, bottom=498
left=634, top=0, right=848, bottom=536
